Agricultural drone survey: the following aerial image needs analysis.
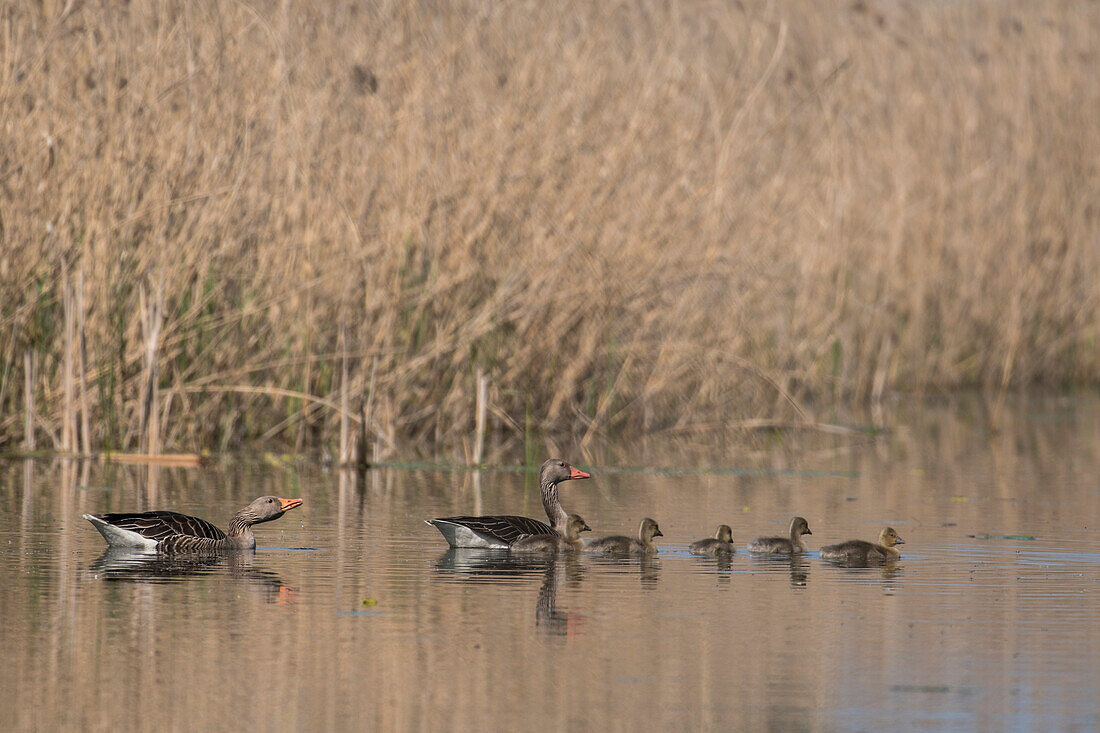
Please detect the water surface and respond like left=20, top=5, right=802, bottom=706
left=2, top=400, right=1099, bottom=730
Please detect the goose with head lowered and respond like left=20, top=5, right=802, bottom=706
left=83, top=496, right=303, bottom=553
left=426, top=458, right=590, bottom=548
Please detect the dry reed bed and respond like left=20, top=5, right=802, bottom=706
left=0, top=0, right=1097, bottom=455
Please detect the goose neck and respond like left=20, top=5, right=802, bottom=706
left=541, top=479, right=568, bottom=531
left=227, top=513, right=257, bottom=549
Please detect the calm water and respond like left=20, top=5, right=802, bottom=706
left=2, top=399, right=1099, bottom=731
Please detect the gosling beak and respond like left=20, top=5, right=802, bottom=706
left=805, top=529, right=813, bottom=535
left=581, top=522, right=592, bottom=532
left=279, top=497, right=304, bottom=512
left=569, top=467, right=591, bottom=480
left=654, top=528, right=664, bottom=537
left=894, top=536, right=905, bottom=545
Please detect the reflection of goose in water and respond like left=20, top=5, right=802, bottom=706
left=433, top=548, right=553, bottom=581
left=748, top=552, right=810, bottom=588
left=585, top=549, right=662, bottom=588
left=787, top=555, right=809, bottom=588
left=688, top=547, right=733, bottom=577
left=87, top=548, right=296, bottom=604
left=536, top=557, right=586, bottom=638
left=432, top=549, right=586, bottom=636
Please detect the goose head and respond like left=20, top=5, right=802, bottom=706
left=540, top=458, right=590, bottom=486
left=240, top=496, right=303, bottom=526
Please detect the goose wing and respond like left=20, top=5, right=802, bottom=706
left=94, top=510, right=227, bottom=542
left=429, top=514, right=553, bottom=546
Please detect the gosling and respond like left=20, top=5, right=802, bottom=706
left=588, top=517, right=663, bottom=555
left=747, top=516, right=812, bottom=555
left=511, top=514, right=592, bottom=553
left=820, top=526, right=905, bottom=565
left=690, top=525, right=735, bottom=555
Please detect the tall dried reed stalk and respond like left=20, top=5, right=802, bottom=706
left=473, top=368, right=489, bottom=466
left=339, top=319, right=350, bottom=465
left=60, top=266, right=73, bottom=452
left=22, top=352, right=35, bottom=451
left=0, top=1, right=1097, bottom=455
left=139, top=285, right=163, bottom=455
left=76, top=269, right=91, bottom=455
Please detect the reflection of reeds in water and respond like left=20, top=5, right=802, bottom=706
left=1, top=2, right=1097, bottom=454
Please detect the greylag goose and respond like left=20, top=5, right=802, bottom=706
left=426, top=458, right=590, bottom=548
left=83, top=496, right=303, bottom=553
left=690, top=524, right=735, bottom=555
left=588, top=517, right=663, bottom=555
left=511, top=514, right=591, bottom=553
left=747, top=516, right=812, bottom=555
left=820, top=527, right=905, bottom=564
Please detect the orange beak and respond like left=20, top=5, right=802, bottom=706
left=279, top=497, right=304, bottom=512
left=569, top=467, right=591, bottom=480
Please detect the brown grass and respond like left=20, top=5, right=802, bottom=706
left=1, top=0, right=1098, bottom=455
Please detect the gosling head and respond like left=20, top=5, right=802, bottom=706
left=566, top=513, right=592, bottom=539
left=879, top=526, right=904, bottom=547
left=640, top=517, right=663, bottom=542
left=789, top=516, right=812, bottom=537
left=715, top=524, right=733, bottom=543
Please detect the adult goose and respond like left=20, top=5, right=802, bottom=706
left=747, top=516, right=812, bottom=555
left=426, top=458, right=590, bottom=548
left=690, top=524, right=736, bottom=555
left=83, top=496, right=303, bottom=553
left=588, top=517, right=663, bottom=555
left=820, top=527, right=905, bottom=565
left=511, top=514, right=591, bottom=553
